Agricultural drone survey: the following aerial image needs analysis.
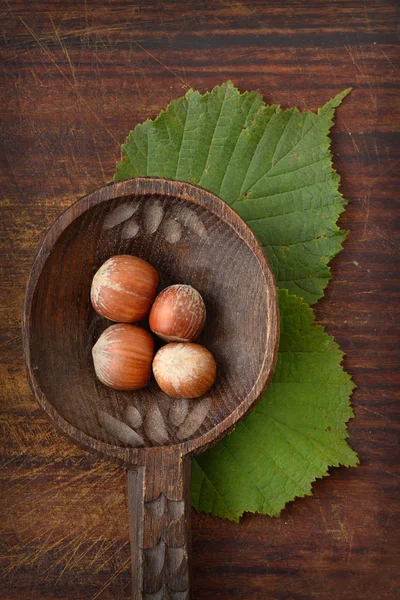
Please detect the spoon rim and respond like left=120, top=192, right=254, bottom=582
left=22, top=177, right=279, bottom=464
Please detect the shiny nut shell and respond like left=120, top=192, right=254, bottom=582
left=149, top=284, right=206, bottom=342
left=91, top=255, right=159, bottom=323
left=152, top=342, right=216, bottom=399
left=92, top=324, right=154, bottom=390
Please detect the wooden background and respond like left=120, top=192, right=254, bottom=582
left=0, top=1, right=398, bottom=598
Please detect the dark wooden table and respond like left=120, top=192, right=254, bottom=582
left=0, top=1, right=398, bottom=599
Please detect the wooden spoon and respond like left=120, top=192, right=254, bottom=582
left=23, top=177, right=279, bottom=600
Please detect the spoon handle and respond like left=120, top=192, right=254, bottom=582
left=127, top=452, right=192, bottom=600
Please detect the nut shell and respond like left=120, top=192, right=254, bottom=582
left=91, top=255, right=159, bottom=322
left=149, top=284, right=206, bottom=342
left=92, top=324, right=154, bottom=390
left=152, top=342, right=216, bottom=399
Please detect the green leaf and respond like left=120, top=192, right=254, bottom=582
left=115, top=81, right=350, bottom=304
left=191, top=289, right=358, bottom=521
left=114, top=82, right=357, bottom=520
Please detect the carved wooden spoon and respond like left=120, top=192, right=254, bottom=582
left=23, top=177, right=279, bottom=600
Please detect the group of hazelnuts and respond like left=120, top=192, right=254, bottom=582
left=91, top=255, right=216, bottom=399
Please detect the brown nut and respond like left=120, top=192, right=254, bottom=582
left=149, top=284, right=206, bottom=342
left=91, top=255, right=159, bottom=322
left=92, top=324, right=154, bottom=390
left=152, top=342, right=216, bottom=399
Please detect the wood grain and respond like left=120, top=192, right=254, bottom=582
left=23, top=178, right=278, bottom=462
left=127, top=453, right=191, bottom=600
left=0, top=0, right=399, bottom=599
left=22, top=177, right=279, bottom=599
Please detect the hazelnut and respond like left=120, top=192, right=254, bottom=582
left=149, top=284, right=206, bottom=342
left=91, top=255, right=159, bottom=323
left=152, top=342, right=216, bottom=399
left=92, top=324, right=154, bottom=390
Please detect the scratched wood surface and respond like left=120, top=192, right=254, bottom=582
left=0, top=1, right=399, bottom=599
